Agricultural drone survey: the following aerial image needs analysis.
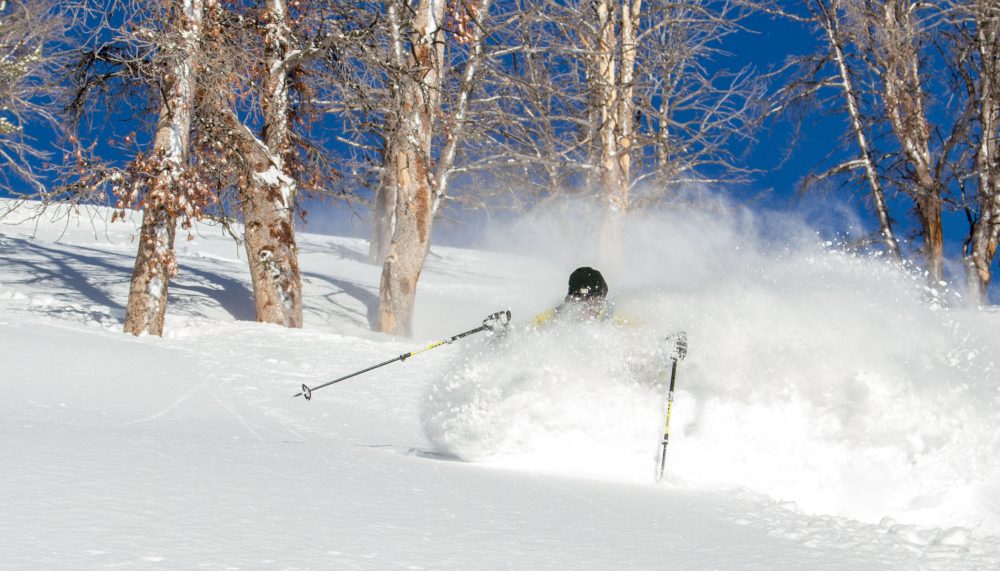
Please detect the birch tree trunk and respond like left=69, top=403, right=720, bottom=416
left=368, top=0, right=406, bottom=265
left=432, top=0, right=492, bottom=208
left=965, top=0, right=1000, bottom=304
left=819, top=0, right=901, bottom=260
left=593, top=0, right=625, bottom=208
left=874, top=0, right=943, bottom=283
left=376, top=0, right=447, bottom=336
left=587, top=0, right=640, bottom=263
left=239, top=0, right=302, bottom=327
left=615, top=0, right=640, bottom=202
left=123, top=0, right=204, bottom=336
left=376, top=0, right=490, bottom=335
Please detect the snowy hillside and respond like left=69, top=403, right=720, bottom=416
left=4, top=199, right=1000, bottom=570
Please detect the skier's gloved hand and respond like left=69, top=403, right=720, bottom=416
left=483, top=310, right=512, bottom=335
left=667, top=331, right=688, bottom=362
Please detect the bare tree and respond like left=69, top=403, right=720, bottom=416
left=777, top=0, right=972, bottom=285
left=954, top=0, right=1000, bottom=304
left=219, top=0, right=370, bottom=327
left=336, top=0, right=493, bottom=335
left=373, top=0, right=449, bottom=335
left=363, top=0, right=494, bottom=268
left=120, top=0, right=211, bottom=336
left=365, top=0, right=406, bottom=266
left=475, top=0, right=765, bottom=210
left=67, top=0, right=363, bottom=332
left=636, top=2, right=766, bottom=202
left=855, top=0, right=951, bottom=284
left=587, top=0, right=634, bottom=208
left=231, top=0, right=304, bottom=328
left=56, top=0, right=226, bottom=335
left=459, top=0, right=595, bottom=204
left=221, top=0, right=365, bottom=327
left=774, top=0, right=902, bottom=260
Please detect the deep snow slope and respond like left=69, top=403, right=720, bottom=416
left=3, top=200, right=1000, bottom=570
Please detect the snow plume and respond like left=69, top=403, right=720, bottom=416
left=423, top=321, right=665, bottom=481
left=422, top=191, right=1000, bottom=531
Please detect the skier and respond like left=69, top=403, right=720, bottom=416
left=533, top=266, right=621, bottom=325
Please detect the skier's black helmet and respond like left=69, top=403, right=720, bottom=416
left=567, top=267, right=608, bottom=300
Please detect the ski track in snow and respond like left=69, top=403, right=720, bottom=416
left=4, top=200, right=1000, bottom=569
left=118, top=374, right=212, bottom=427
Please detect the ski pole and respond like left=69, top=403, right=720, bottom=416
left=656, top=331, right=687, bottom=481
left=293, top=310, right=511, bottom=401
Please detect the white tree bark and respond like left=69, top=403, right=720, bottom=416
left=376, top=0, right=491, bottom=336
left=593, top=0, right=625, bottom=208
left=615, top=0, right=641, bottom=202
left=871, top=0, right=943, bottom=283
left=433, top=0, right=492, bottom=213
left=584, top=0, right=641, bottom=263
left=376, top=0, right=448, bottom=336
left=368, top=0, right=406, bottom=265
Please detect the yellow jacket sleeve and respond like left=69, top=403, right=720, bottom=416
left=532, top=308, right=558, bottom=327
left=532, top=304, right=634, bottom=327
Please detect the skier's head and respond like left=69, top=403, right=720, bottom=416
left=566, top=267, right=608, bottom=303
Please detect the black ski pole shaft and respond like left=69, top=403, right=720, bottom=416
left=292, top=329, right=483, bottom=400
left=655, top=331, right=686, bottom=482
left=292, top=354, right=409, bottom=400
left=655, top=358, right=679, bottom=481
left=293, top=310, right=510, bottom=401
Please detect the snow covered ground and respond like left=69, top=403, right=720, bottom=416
left=3, top=198, right=1000, bottom=569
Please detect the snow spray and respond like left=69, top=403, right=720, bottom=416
left=421, top=192, right=1000, bottom=532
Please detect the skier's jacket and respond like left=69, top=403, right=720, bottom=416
left=531, top=299, right=631, bottom=327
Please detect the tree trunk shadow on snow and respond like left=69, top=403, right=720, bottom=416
left=5, top=237, right=257, bottom=323
left=299, top=241, right=372, bottom=265
left=170, top=264, right=257, bottom=321
left=302, top=272, right=379, bottom=328
left=6, top=238, right=128, bottom=312
left=61, top=242, right=257, bottom=322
